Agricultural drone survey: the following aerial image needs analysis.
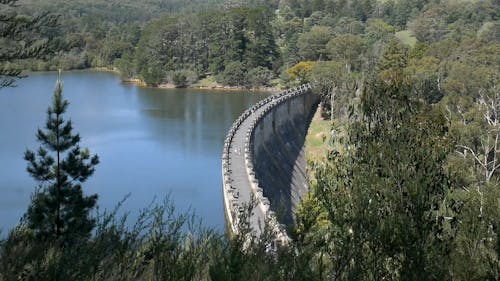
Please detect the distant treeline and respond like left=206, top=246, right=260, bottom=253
left=12, top=0, right=499, bottom=91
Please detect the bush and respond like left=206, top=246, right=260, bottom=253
left=217, top=61, right=247, bottom=86
left=286, top=61, right=316, bottom=84
left=247, top=67, right=274, bottom=88
left=172, top=72, right=188, bottom=88
left=0, top=197, right=218, bottom=281
left=169, top=69, right=198, bottom=88
left=140, top=63, right=164, bottom=87
left=0, top=198, right=292, bottom=281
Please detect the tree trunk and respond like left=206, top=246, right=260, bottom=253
left=331, top=86, right=336, bottom=121
left=56, top=113, right=61, bottom=238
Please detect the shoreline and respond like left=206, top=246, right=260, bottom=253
left=123, top=77, right=280, bottom=93
left=31, top=67, right=281, bottom=93
left=97, top=66, right=282, bottom=92
left=190, top=85, right=280, bottom=93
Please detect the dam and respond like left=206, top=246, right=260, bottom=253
left=222, top=84, right=319, bottom=241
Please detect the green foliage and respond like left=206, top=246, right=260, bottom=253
left=299, top=75, right=460, bottom=280
left=115, top=51, right=135, bottom=80
left=0, top=197, right=217, bottom=281
left=7, top=0, right=497, bottom=92
left=247, top=66, right=274, bottom=87
left=406, top=55, right=443, bottom=104
left=3, top=1, right=499, bottom=278
left=326, top=34, right=367, bottom=72
left=23, top=74, right=99, bottom=244
left=244, top=7, right=279, bottom=69
left=297, top=26, right=333, bottom=61
left=378, top=38, right=408, bottom=72
left=129, top=6, right=278, bottom=86
left=174, top=69, right=198, bottom=88
left=408, top=5, right=448, bottom=43
left=379, top=0, right=426, bottom=28
left=395, top=30, right=417, bottom=47
left=307, top=61, right=358, bottom=119
left=0, top=0, right=57, bottom=88
left=287, top=61, right=316, bottom=84
left=218, top=61, right=248, bottom=86
left=449, top=183, right=499, bottom=281
left=364, top=18, right=395, bottom=44
left=0, top=197, right=311, bottom=281
left=172, top=72, right=188, bottom=88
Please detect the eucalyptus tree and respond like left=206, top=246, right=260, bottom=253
left=310, top=75, right=459, bottom=280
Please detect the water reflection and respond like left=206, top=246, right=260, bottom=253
left=138, top=89, right=261, bottom=156
left=0, top=71, right=269, bottom=232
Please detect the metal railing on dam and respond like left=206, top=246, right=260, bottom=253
left=221, top=84, right=318, bottom=243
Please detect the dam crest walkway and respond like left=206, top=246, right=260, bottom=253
left=222, top=84, right=318, bottom=242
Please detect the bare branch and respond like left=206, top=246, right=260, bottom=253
left=456, top=145, right=487, bottom=169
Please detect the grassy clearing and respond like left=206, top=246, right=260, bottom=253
left=192, top=75, right=219, bottom=88
left=305, top=107, right=349, bottom=183
left=305, top=107, right=331, bottom=165
left=396, top=30, right=418, bottom=47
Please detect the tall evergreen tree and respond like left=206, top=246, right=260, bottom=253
left=24, top=73, right=99, bottom=243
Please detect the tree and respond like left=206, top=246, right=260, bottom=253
left=218, top=61, right=247, bottom=86
left=405, top=55, right=443, bottom=104
left=377, top=38, right=408, bottom=82
left=297, top=26, right=333, bottom=61
left=459, top=86, right=500, bottom=182
left=309, top=75, right=459, bottom=279
left=365, top=18, right=395, bottom=45
left=172, top=71, right=188, bottom=88
left=245, top=7, right=279, bottom=69
left=326, top=34, right=366, bottom=72
left=307, top=61, right=359, bottom=120
left=0, top=0, right=57, bottom=89
left=286, top=61, right=315, bottom=84
left=454, top=84, right=499, bottom=204
left=408, top=5, right=448, bottom=43
left=24, top=73, right=99, bottom=243
left=247, top=66, right=274, bottom=88
left=350, top=0, right=374, bottom=22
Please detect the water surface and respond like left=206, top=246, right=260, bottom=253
left=0, top=71, right=269, bottom=232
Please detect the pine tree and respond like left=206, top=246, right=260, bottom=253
left=0, top=0, right=57, bottom=89
left=24, top=73, right=99, bottom=243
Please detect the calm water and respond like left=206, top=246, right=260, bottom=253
left=0, top=71, right=269, bottom=232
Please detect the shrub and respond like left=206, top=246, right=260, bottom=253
left=217, top=61, right=247, bottom=86
left=170, top=69, right=198, bottom=88
left=247, top=67, right=274, bottom=88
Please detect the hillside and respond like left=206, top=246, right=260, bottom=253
left=19, top=0, right=225, bottom=21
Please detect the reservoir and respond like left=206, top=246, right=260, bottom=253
left=0, top=71, right=269, bottom=232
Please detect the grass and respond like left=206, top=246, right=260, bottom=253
left=305, top=107, right=349, bottom=183
left=396, top=30, right=418, bottom=47
left=192, top=75, right=219, bottom=88
left=305, top=107, right=331, bottom=164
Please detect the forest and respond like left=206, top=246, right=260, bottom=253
left=0, top=0, right=499, bottom=280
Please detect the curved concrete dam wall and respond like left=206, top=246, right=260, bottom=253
left=252, top=88, right=319, bottom=226
left=222, top=84, right=319, bottom=240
